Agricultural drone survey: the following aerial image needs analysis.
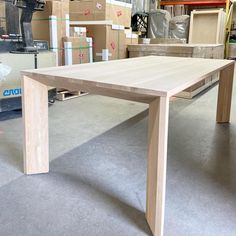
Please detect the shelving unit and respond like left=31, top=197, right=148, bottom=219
left=160, top=0, right=226, bottom=5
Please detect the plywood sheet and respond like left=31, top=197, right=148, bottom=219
left=189, top=9, right=226, bottom=44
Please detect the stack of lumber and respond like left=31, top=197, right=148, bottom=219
left=128, top=44, right=224, bottom=58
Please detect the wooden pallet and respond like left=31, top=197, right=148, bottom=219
left=56, top=90, right=88, bottom=101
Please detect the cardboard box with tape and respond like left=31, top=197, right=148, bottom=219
left=124, top=30, right=139, bottom=58
left=83, top=24, right=126, bottom=61
left=63, top=36, right=91, bottom=64
left=32, top=0, right=70, bottom=66
left=70, top=0, right=132, bottom=27
left=70, top=27, right=87, bottom=37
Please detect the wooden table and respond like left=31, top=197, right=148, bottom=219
left=21, top=56, right=235, bottom=236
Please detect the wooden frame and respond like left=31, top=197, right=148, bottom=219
left=188, top=9, right=226, bottom=44
left=21, top=56, right=235, bottom=236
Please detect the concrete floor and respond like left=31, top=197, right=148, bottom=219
left=0, top=81, right=236, bottom=235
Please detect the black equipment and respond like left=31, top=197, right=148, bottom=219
left=131, top=12, right=149, bottom=38
left=12, top=0, right=46, bottom=52
left=0, top=0, right=56, bottom=111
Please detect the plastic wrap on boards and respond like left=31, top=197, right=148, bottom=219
left=169, top=15, right=190, bottom=41
left=148, top=10, right=171, bottom=38
left=0, top=64, right=11, bottom=82
left=132, top=0, right=149, bottom=15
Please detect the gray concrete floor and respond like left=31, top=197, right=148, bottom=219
left=0, top=80, right=236, bottom=235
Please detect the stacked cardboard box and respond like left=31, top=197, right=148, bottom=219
left=32, top=0, right=69, bottom=66
left=84, top=24, right=126, bottom=61
left=69, top=0, right=136, bottom=62
left=69, top=0, right=132, bottom=27
left=70, top=23, right=139, bottom=62
left=63, top=34, right=91, bottom=64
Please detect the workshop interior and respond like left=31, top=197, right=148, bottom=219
left=1, top=0, right=236, bottom=235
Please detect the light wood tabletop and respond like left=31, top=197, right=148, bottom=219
left=21, top=56, right=235, bottom=236
left=22, top=56, right=233, bottom=97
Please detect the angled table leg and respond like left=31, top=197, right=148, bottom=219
left=216, top=63, right=235, bottom=123
left=146, top=97, right=169, bottom=236
left=22, top=76, right=49, bottom=174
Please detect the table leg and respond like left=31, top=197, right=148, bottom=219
left=216, top=63, right=235, bottom=123
left=22, top=76, right=49, bottom=174
left=146, top=97, right=169, bottom=236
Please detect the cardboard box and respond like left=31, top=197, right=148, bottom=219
left=70, top=0, right=132, bottom=27
left=32, top=0, right=69, bottom=65
left=125, top=32, right=139, bottom=58
left=63, top=36, right=90, bottom=64
left=0, top=1, right=6, bottom=35
left=84, top=24, right=126, bottom=61
left=125, top=33, right=139, bottom=45
left=70, top=27, right=87, bottom=37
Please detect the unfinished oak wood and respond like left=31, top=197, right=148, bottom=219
left=127, top=45, right=224, bottom=98
left=146, top=97, right=169, bottom=236
left=21, top=56, right=235, bottom=236
left=128, top=44, right=224, bottom=59
left=22, top=76, right=49, bottom=174
left=22, top=56, right=234, bottom=98
left=217, top=63, right=235, bottom=123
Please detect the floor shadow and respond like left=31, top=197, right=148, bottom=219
left=48, top=109, right=150, bottom=235
left=50, top=171, right=152, bottom=235
left=0, top=109, right=22, bottom=121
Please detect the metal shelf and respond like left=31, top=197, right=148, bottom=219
left=160, top=0, right=226, bottom=5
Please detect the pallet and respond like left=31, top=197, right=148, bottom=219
left=56, top=90, right=88, bottom=101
